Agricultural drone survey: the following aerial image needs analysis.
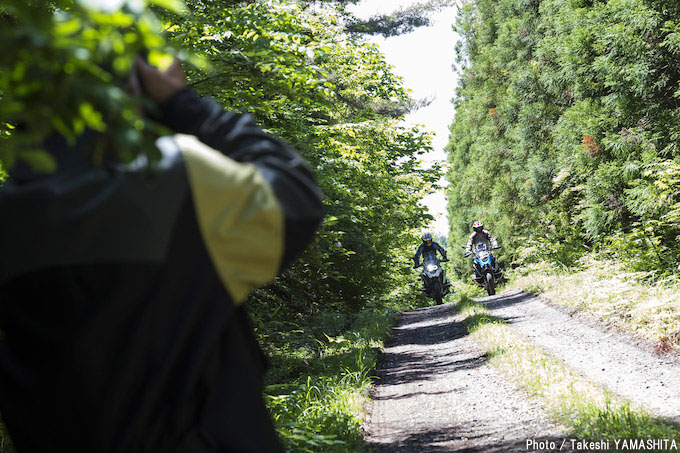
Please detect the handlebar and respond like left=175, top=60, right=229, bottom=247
left=461, top=244, right=501, bottom=252
left=414, top=258, right=448, bottom=268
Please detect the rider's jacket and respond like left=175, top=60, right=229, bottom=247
left=0, top=88, right=323, bottom=452
left=413, top=241, right=447, bottom=266
left=467, top=230, right=495, bottom=249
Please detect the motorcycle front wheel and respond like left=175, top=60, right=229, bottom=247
left=432, top=280, right=443, bottom=305
left=485, top=272, right=496, bottom=296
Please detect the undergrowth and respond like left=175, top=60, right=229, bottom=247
left=456, top=294, right=680, bottom=444
left=248, top=282, right=429, bottom=452
left=261, top=318, right=387, bottom=452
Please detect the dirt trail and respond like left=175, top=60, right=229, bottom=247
left=363, top=303, right=566, bottom=452
left=485, top=290, right=680, bottom=423
left=363, top=291, right=680, bottom=451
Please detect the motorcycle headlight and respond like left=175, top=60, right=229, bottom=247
left=426, top=264, right=438, bottom=272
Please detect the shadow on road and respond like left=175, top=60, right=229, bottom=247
left=392, top=317, right=468, bottom=346
left=473, top=291, right=534, bottom=327
left=365, top=293, right=577, bottom=453
left=481, top=290, right=533, bottom=311
left=371, top=388, right=456, bottom=402
left=392, top=304, right=465, bottom=345
left=374, top=350, right=488, bottom=389
left=372, top=304, right=487, bottom=387
left=365, top=426, right=531, bottom=452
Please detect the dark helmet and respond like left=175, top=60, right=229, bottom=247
left=422, top=232, right=433, bottom=245
left=472, top=220, right=484, bottom=233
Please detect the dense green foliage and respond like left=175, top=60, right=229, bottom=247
left=447, top=0, right=680, bottom=277
left=0, top=0, right=442, bottom=451
left=0, top=0, right=190, bottom=169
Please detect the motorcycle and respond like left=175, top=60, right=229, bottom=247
left=417, top=253, right=451, bottom=305
left=462, top=242, right=503, bottom=296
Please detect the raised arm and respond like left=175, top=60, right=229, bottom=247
left=137, top=59, right=323, bottom=302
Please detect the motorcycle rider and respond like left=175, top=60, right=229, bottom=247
left=465, top=220, right=499, bottom=252
left=414, top=232, right=448, bottom=268
left=464, top=220, right=502, bottom=284
left=413, top=232, right=449, bottom=292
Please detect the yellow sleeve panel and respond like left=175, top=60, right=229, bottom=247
left=175, top=134, right=285, bottom=305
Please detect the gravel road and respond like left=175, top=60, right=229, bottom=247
left=363, top=302, right=566, bottom=452
left=363, top=290, right=680, bottom=451
left=485, top=290, right=680, bottom=424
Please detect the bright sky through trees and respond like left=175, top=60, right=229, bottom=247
left=348, top=0, right=460, bottom=236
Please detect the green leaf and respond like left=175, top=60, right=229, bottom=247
left=19, top=149, right=57, bottom=173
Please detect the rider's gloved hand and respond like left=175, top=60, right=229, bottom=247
left=133, top=57, right=186, bottom=104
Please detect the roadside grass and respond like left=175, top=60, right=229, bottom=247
left=261, top=315, right=389, bottom=452
left=250, top=284, right=430, bottom=452
left=456, top=293, right=680, bottom=442
left=509, top=255, right=680, bottom=352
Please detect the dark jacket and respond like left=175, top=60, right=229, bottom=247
left=0, top=88, right=323, bottom=452
left=467, top=230, right=495, bottom=250
left=413, top=241, right=447, bottom=266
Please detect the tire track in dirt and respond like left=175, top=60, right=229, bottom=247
left=483, top=290, right=680, bottom=424
left=363, top=303, right=566, bottom=452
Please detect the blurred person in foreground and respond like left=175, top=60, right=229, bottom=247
left=0, top=56, right=323, bottom=451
